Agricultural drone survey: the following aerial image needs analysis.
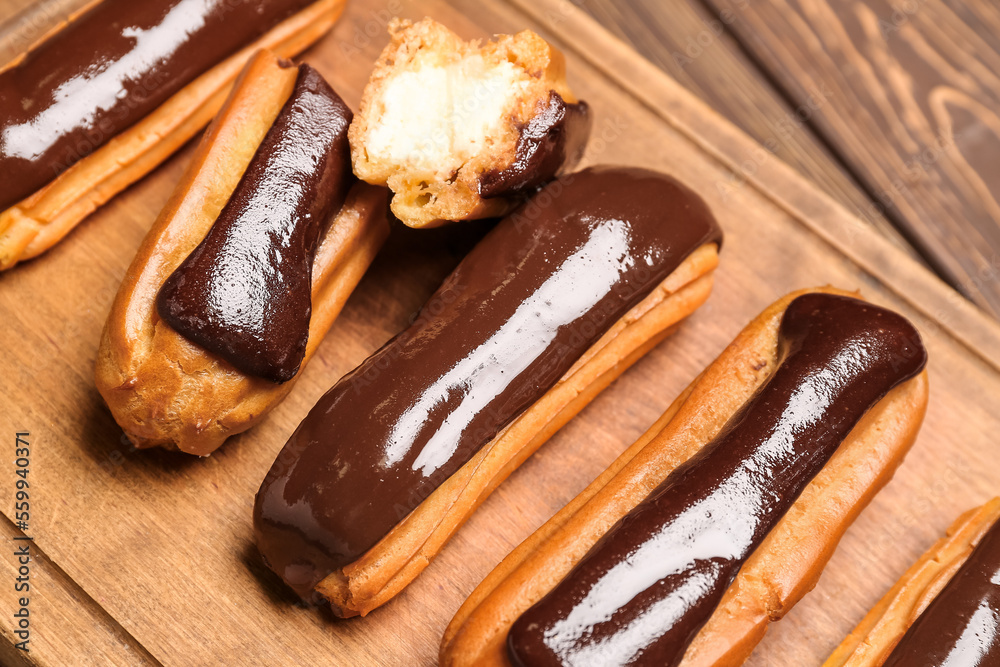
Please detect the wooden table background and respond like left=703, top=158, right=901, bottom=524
left=580, top=0, right=1000, bottom=318
left=2, top=0, right=1000, bottom=666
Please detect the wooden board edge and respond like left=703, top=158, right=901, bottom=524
left=505, top=0, right=1000, bottom=372
left=0, top=516, right=161, bottom=666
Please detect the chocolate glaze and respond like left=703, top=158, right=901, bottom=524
left=0, top=0, right=315, bottom=211
left=156, top=64, right=352, bottom=384
left=253, top=166, right=722, bottom=599
left=479, top=92, right=591, bottom=198
left=884, top=516, right=1000, bottom=666
left=507, top=293, right=927, bottom=667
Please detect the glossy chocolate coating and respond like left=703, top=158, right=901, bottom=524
left=884, top=516, right=1000, bottom=666
left=0, top=0, right=315, bottom=211
left=253, top=166, right=722, bottom=599
left=157, top=64, right=352, bottom=384
left=479, top=92, right=591, bottom=198
left=508, top=293, right=927, bottom=667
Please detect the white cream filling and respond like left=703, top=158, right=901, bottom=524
left=365, top=54, right=528, bottom=179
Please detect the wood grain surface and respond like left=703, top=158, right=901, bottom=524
left=703, top=0, right=1000, bottom=316
left=2, top=0, right=1000, bottom=666
left=0, top=516, right=158, bottom=667
left=576, top=0, right=919, bottom=257
left=0, top=0, right=87, bottom=64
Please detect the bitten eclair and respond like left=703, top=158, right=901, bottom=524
left=253, top=166, right=722, bottom=616
left=95, top=51, right=389, bottom=456
left=349, top=18, right=591, bottom=228
left=441, top=287, right=929, bottom=667
left=826, top=498, right=1000, bottom=667
left=0, top=0, right=344, bottom=270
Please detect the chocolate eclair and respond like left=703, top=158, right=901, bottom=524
left=826, top=498, right=1000, bottom=667
left=156, top=63, right=352, bottom=384
left=95, top=51, right=389, bottom=456
left=349, top=18, right=591, bottom=228
left=0, top=0, right=345, bottom=271
left=253, top=165, right=723, bottom=616
left=441, top=287, right=930, bottom=667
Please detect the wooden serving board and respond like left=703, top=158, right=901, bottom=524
left=2, top=0, right=1000, bottom=665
